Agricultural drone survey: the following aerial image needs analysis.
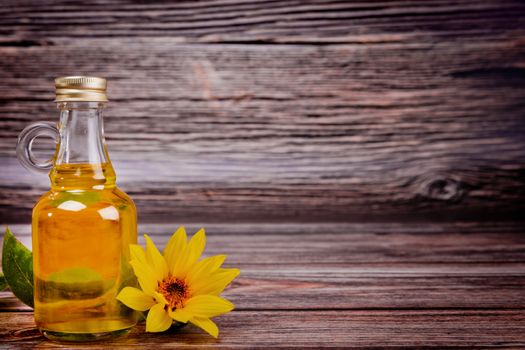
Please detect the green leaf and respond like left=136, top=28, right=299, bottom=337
left=2, top=228, right=33, bottom=307
left=0, top=273, right=7, bottom=291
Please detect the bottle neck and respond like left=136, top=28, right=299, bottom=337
left=50, top=102, right=116, bottom=190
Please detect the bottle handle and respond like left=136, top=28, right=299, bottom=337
left=16, top=122, right=60, bottom=173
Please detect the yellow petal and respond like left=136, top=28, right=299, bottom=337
left=130, top=260, right=157, bottom=295
left=190, top=317, right=219, bottom=338
left=116, top=287, right=156, bottom=311
left=186, top=255, right=226, bottom=286
left=187, top=228, right=206, bottom=264
left=173, top=228, right=206, bottom=278
left=170, top=249, right=190, bottom=279
left=168, top=307, right=192, bottom=323
left=129, top=244, right=147, bottom=265
left=144, top=234, right=168, bottom=282
left=163, top=226, right=187, bottom=269
left=183, top=295, right=234, bottom=318
left=192, top=268, right=240, bottom=296
left=146, top=303, right=172, bottom=332
left=153, top=291, right=168, bottom=306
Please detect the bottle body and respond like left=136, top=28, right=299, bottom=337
left=32, top=165, right=138, bottom=340
left=16, top=88, right=139, bottom=341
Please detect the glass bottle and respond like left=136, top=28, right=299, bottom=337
left=16, top=76, right=138, bottom=341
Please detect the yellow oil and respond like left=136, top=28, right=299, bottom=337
left=32, top=163, right=138, bottom=339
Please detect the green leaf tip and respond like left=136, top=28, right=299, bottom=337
left=0, top=273, right=7, bottom=291
left=2, top=227, right=34, bottom=307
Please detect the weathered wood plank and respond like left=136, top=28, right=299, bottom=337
left=1, top=310, right=524, bottom=348
left=1, top=1, right=524, bottom=222
left=0, top=0, right=523, bottom=43
left=0, top=292, right=30, bottom=312
left=1, top=39, right=524, bottom=222
left=3, top=260, right=525, bottom=312
left=1, top=221, right=524, bottom=345
left=6, top=222, right=525, bottom=264
left=2, top=222, right=524, bottom=311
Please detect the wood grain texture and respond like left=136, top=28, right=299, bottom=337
left=1, top=0, right=525, bottom=222
left=0, top=0, right=523, bottom=43
left=1, top=222, right=524, bottom=347
left=7, top=222, right=525, bottom=264
left=1, top=310, right=525, bottom=348
left=2, top=222, right=525, bottom=310
left=4, top=261, right=525, bottom=311
left=2, top=2, right=524, bottom=347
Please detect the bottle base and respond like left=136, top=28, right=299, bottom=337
left=41, top=327, right=131, bottom=342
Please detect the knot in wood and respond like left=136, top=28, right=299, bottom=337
left=423, top=177, right=465, bottom=202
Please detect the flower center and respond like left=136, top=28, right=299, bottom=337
left=157, top=275, right=189, bottom=310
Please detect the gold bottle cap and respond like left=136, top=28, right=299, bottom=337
left=55, top=76, right=108, bottom=102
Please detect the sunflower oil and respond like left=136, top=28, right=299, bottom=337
left=32, top=164, right=138, bottom=340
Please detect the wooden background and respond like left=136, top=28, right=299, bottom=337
left=1, top=0, right=524, bottom=224
left=1, top=1, right=525, bottom=348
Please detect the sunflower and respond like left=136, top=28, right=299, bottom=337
left=117, top=227, right=240, bottom=337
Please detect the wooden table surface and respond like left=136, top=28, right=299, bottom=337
left=1, top=222, right=524, bottom=348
